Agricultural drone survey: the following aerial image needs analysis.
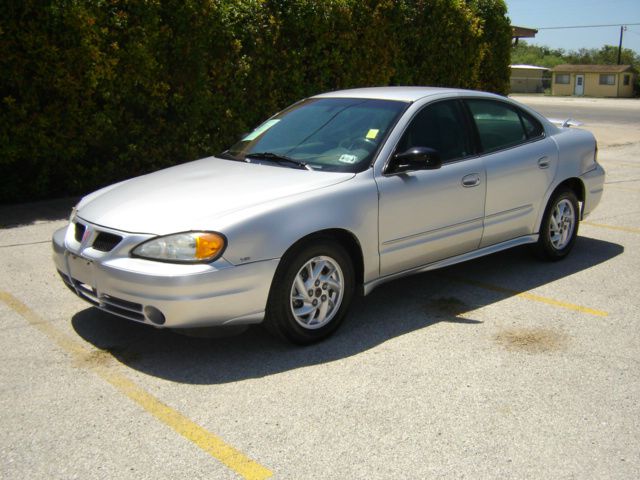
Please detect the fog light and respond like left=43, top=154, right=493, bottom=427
left=144, top=306, right=166, bottom=325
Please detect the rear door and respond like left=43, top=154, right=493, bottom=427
left=464, top=99, right=557, bottom=247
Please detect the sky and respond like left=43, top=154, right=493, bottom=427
left=505, top=0, right=640, bottom=55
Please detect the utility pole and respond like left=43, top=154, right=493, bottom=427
left=617, top=25, right=627, bottom=65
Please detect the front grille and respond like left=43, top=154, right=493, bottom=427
left=101, top=294, right=145, bottom=321
left=74, top=223, right=86, bottom=242
left=75, top=281, right=100, bottom=306
left=57, top=270, right=145, bottom=323
left=92, top=232, right=123, bottom=252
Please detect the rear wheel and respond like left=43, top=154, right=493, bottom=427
left=265, top=240, right=355, bottom=344
left=535, top=188, right=579, bottom=261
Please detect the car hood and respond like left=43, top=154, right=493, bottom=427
left=77, top=156, right=354, bottom=234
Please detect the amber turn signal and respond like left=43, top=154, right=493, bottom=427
left=195, top=233, right=225, bottom=260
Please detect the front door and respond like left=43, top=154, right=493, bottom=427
left=574, top=75, right=584, bottom=95
left=375, top=100, right=486, bottom=277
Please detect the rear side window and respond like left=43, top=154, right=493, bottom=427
left=466, top=100, right=544, bottom=154
left=520, top=110, right=544, bottom=139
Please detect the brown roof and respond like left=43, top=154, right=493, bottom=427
left=552, top=64, right=635, bottom=73
left=512, top=26, right=538, bottom=38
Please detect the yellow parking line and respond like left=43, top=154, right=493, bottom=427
left=0, top=291, right=273, bottom=480
left=582, top=221, right=640, bottom=234
left=444, top=276, right=608, bottom=317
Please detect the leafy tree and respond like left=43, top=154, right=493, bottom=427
left=512, top=41, right=640, bottom=68
left=564, top=45, right=640, bottom=66
left=468, top=0, right=512, bottom=94
left=511, top=41, right=565, bottom=68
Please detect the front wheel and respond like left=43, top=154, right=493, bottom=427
left=535, top=188, right=580, bottom=261
left=265, top=240, right=355, bottom=344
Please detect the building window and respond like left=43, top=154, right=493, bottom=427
left=555, top=74, right=570, bottom=84
left=599, top=74, right=616, bottom=85
left=624, top=74, right=630, bottom=86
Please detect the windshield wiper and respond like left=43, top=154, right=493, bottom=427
left=245, top=152, right=313, bottom=171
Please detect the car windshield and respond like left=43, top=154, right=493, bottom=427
left=222, top=98, right=408, bottom=172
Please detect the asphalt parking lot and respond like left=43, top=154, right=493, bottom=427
left=1, top=96, right=639, bottom=479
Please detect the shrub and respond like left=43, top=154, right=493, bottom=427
left=0, top=0, right=511, bottom=203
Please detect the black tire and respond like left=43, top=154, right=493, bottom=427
left=265, top=239, right=355, bottom=345
left=535, top=187, right=580, bottom=261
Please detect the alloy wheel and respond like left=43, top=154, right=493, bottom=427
left=289, top=255, right=344, bottom=329
left=549, top=199, right=575, bottom=250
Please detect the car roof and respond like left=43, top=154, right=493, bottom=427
left=311, top=86, right=557, bottom=134
left=311, top=86, right=493, bottom=103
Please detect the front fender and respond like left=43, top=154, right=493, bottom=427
left=217, top=171, right=380, bottom=283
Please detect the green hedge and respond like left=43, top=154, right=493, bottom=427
left=0, top=0, right=511, bottom=203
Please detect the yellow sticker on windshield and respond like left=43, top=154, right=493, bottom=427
left=243, top=119, right=280, bottom=141
left=366, top=129, right=379, bottom=140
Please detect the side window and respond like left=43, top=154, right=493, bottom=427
left=466, top=100, right=541, bottom=154
left=397, top=100, right=471, bottom=163
left=520, top=111, right=544, bottom=139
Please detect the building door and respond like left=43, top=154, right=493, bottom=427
left=574, top=75, right=585, bottom=95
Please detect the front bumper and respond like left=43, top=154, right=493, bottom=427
left=52, top=223, right=279, bottom=328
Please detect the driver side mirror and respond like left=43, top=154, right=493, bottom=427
left=387, top=147, right=442, bottom=174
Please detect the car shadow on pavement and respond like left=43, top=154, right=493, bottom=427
left=71, top=235, right=623, bottom=385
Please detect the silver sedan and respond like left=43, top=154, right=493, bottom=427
left=52, top=87, right=605, bottom=344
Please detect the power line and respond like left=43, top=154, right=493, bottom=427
left=538, top=23, right=640, bottom=29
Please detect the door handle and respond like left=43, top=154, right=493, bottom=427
left=537, top=156, right=550, bottom=169
left=461, top=173, right=480, bottom=188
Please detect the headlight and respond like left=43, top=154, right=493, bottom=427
left=132, top=231, right=226, bottom=263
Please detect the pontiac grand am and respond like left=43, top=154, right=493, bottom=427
left=53, top=87, right=605, bottom=343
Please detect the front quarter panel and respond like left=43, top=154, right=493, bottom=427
left=214, top=172, right=380, bottom=283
